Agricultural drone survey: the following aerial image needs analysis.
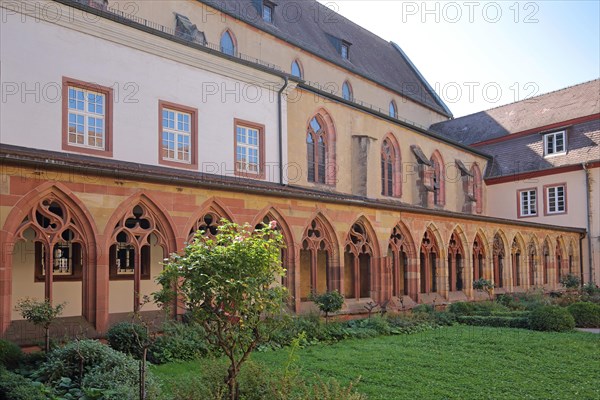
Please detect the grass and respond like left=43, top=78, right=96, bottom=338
left=152, top=325, right=600, bottom=399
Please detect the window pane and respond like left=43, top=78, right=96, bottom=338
left=220, top=31, right=235, bottom=55
left=389, top=102, right=396, bottom=118
left=291, top=61, right=302, bottom=78
left=342, top=82, right=352, bottom=101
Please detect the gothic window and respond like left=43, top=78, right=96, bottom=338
left=344, top=222, right=373, bottom=299
left=300, top=218, right=334, bottom=300
left=389, top=226, right=411, bottom=297
left=447, top=232, right=464, bottom=292
left=472, top=235, right=485, bottom=282
left=493, top=234, right=505, bottom=288
left=511, top=238, right=522, bottom=287
left=420, top=230, right=439, bottom=293
left=307, top=116, right=327, bottom=184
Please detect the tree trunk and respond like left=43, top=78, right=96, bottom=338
left=139, top=347, right=147, bottom=400
left=227, top=365, right=238, bottom=400
left=44, top=327, right=50, bottom=353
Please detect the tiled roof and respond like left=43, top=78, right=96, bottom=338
left=430, top=79, right=600, bottom=144
left=199, top=0, right=451, bottom=116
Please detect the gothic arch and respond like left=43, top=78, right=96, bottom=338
left=527, top=235, right=541, bottom=287
left=387, top=221, right=417, bottom=300
left=447, top=226, right=467, bottom=293
left=0, top=182, right=98, bottom=332
left=381, top=132, right=402, bottom=197
left=306, top=108, right=337, bottom=185
left=492, top=230, right=509, bottom=288
left=419, top=223, right=443, bottom=295
left=511, top=233, right=526, bottom=288
left=343, top=217, right=379, bottom=300
left=472, top=230, right=489, bottom=282
left=185, top=198, right=235, bottom=242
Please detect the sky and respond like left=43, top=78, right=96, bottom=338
left=317, top=0, right=600, bottom=117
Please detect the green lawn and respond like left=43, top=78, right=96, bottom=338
left=153, top=325, right=600, bottom=399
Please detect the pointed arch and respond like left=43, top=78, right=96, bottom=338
left=389, top=100, right=398, bottom=118
left=103, top=193, right=177, bottom=312
left=472, top=231, right=488, bottom=295
left=342, top=80, right=353, bottom=101
left=306, top=108, right=337, bottom=185
left=567, top=238, right=577, bottom=275
left=290, top=59, right=303, bottom=79
left=420, top=224, right=442, bottom=294
left=219, top=28, right=237, bottom=56
left=430, top=150, right=446, bottom=206
left=555, top=235, right=567, bottom=283
left=527, top=235, right=541, bottom=287
left=300, top=212, right=339, bottom=301
left=388, top=221, right=417, bottom=299
left=511, top=233, right=526, bottom=288
left=343, top=216, right=379, bottom=300
left=252, top=207, right=295, bottom=294
left=493, top=230, right=508, bottom=288
left=381, top=132, right=402, bottom=198
left=0, top=182, right=98, bottom=332
left=185, top=198, right=235, bottom=242
left=447, top=226, right=467, bottom=292
left=541, top=236, right=553, bottom=285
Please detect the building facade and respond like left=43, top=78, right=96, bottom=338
left=0, top=0, right=586, bottom=342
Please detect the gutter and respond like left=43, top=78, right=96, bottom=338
left=277, top=77, right=289, bottom=185
left=583, top=163, right=594, bottom=283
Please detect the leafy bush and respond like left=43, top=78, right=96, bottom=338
left=149, top=322, right=211, bottom=364
left=309, top=291, right=344, bottom=322
left=106, top=321, right=148, bottom=359
left=0, top=340, right=22, bottom=370
left=447, top=302, right=475, bottom=316
left=567, top=302, right=600, bottom=328
left=0, top=367, right=48, bottom=400
left=529, top=306, right=575, bottom=332
left=456, top=315, right=530, bottom=329
left=473, top=278, right=494, bottom=298
left=34, top=339, right=160, bottom=399
left=582, top=282, right=600, bottom=296
left=560, top=273, right=581, bottom=289
left=412, top=304, right=434, bottom=314
left=433, top=311, right=456, bottom=326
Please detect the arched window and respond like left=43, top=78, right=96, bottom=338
left=300, top=218, right=335, bottom=300
left=493, top=234, right=506, bottom=288
left=568, top=242, right=575, bottom=274
left=344, top=221, right=373, bottom=299
left=291, top=60, right=302, bottom=78
left=511, top=237, right=522, bottom=287
left=430, top=151, right=445, bottom=207
left=188, top=212, right=223, bottom=242
left=472, top=235, right=486, bottom=282
left=342, top=81, right=353, bottom=101
left=307, top=116, right=327, bottom=184
left=220, top=30, right=236, bottom=56
left=389, top=101, right=397, bottom=118
left=543, top=240, right=550, bottom=285
left=420, top=229, right=439, bottom=293
left=389, top=224, right=414, bottom=298
left=447, top=232, right=465, bottom=292
left=556, top=241, right=564, bottom=284
left=381, top=139, right=394, bottom=196
left=528, top=240, right=537, bottom=287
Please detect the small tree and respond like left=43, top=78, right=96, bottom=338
left=473, top=278, right=494, bottom=300
left=310, top=291, right=344, bottom=323
left=15, top=298, right=64, bottom=353
left=155, top=220, right=286, bottom=400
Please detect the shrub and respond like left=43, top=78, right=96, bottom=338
left=0, top=367, right=48, bottom=400
left=433, top=311, right=456, bottom=326
left=149, top=322, right=211, bottom=364
left=14, top=298, right=64, bottom=353
left=560, top=273, right=581, bottom=289
left=412, top=304, right=434, bottom=314
left=529, top=306, right=575, bottom=332
left=567, top=302, right=600, bottom=328
left=0, top=340, right=22, bottom=370
left=447, top=302, right=475, bottom=316
left=582, top=282, right=600, bottom=296
left=106, top=321, right=148, bottom=359
left=34, top=339, right=159, bottom=399
left=473, top=278, right=494, bottom=299
left=456, top=315, right=530, bottom=329
left=309, top=291, right=344, bottom=323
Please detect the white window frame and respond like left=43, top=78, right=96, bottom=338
left=236, top=125, right=260, bottom=174
left=162, top=108, right=192, bottom=164
left=543, top=130, right=566, bottom=156
left=519, top=189, right=537, bottom=217
left=546, top=185, right=566, bottom=214
left=67, top=86, right=106, bottom=150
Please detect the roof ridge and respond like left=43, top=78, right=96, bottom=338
left=468, top=78, right=600, bottom=117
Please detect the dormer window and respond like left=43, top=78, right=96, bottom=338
left=543, top=130, right=566, bottom=156
left=263, top=2, right=274, bottom=23
left=341, top=42, right=349, bottom=59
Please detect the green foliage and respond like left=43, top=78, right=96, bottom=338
left=149, top=322, right=212, bottom=364
left=456, top=315, right=530, bottom=329
left=582, top=281, right=600, bottom=295
left=411, top=304, right=434, bottom=314
left=34, top=339, right=159, bottom=399
left=447, top=302, right=476, bottom=315
left=14, top=298, right=64, bottom=329
left=559, top=273, right=581, bottom=289
left=567, top=302, right=600, bottom=328
left=473, top=278, right=494, bottom=298
left=0, top=340, right=23, bottom=370
left=496, top=291, right=550, bottom=311
left=529, top=306, right=575, bottom=332
left=0, top=367, right=48, bottom=400
left=106, top=321, right=148, bottom=359
left=156, top=220, right=287, bottom=399
left=309, top=291, right=344, bottom=322
left=432, top=311, right=456, bottom=326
